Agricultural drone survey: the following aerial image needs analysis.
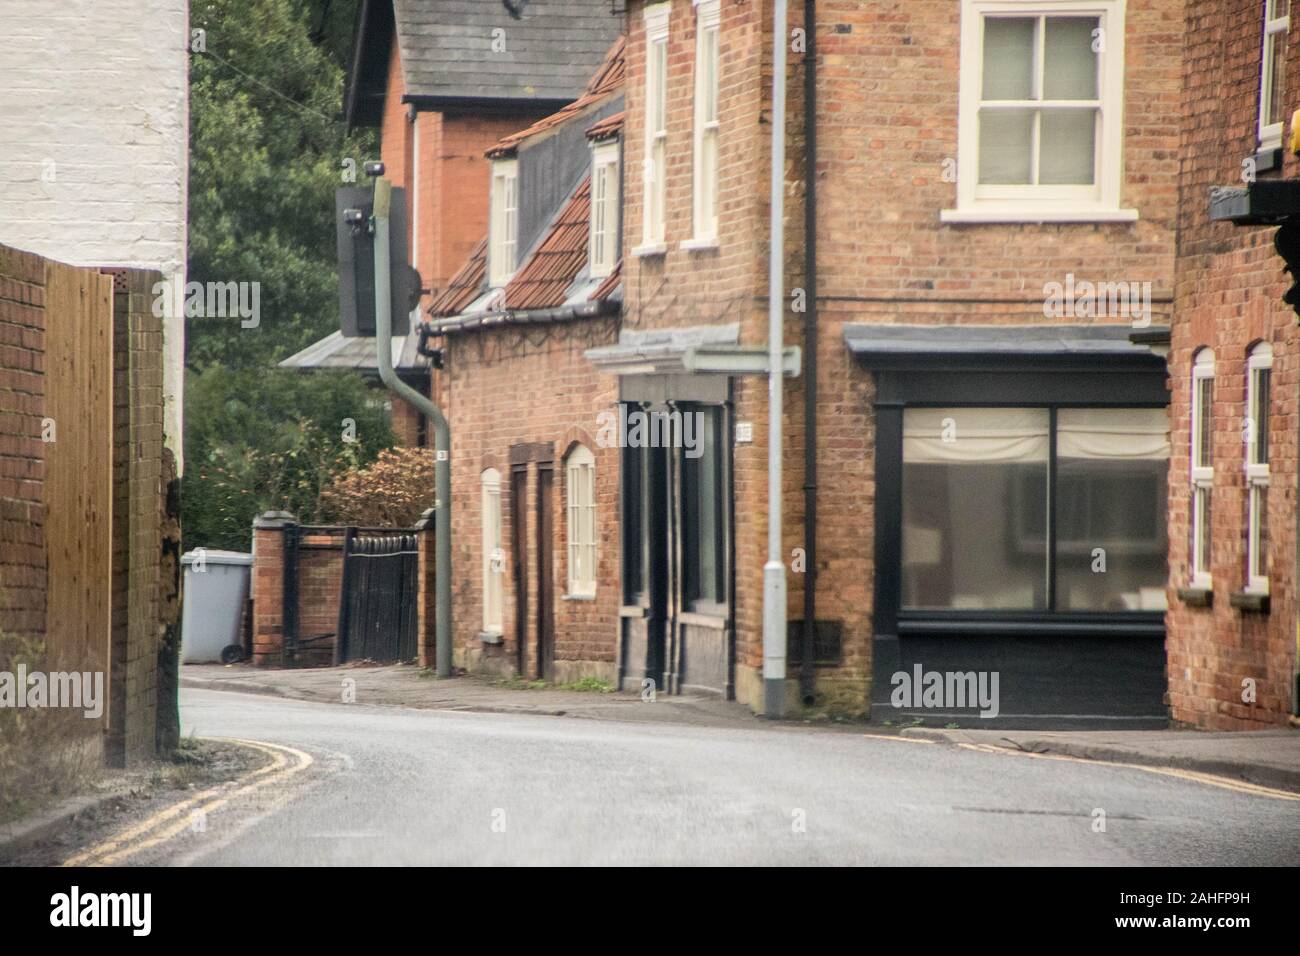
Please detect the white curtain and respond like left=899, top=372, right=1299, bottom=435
left=903, top=408, right=1049, bottom=464
left=1057, top=408, right=1169, bottom=461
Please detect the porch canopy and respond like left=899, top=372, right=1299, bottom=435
left=842, top=322, right=1169, bottom=369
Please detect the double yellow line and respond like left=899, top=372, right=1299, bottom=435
left=65, top=738, right=315, bottom=866
left=953, top=740, right=1300, bottom=802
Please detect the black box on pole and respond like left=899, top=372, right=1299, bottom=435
left=335, top=185, right=420, bottom=337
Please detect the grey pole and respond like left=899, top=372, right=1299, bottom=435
left=763, top=0, right=789, bottom=718
left=373, top=177, right=453, bottom=678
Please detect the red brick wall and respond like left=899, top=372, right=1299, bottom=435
left=621, top=0, right=1184, bottom=712
left=1167, top=0, right=1299, bottom=728
left=444, top=319, right=622, bottom=680
left=250, top=517, right=285, bottom=666
left=250, top=520, right=345, bottom=667
left=0, top=245, right=46, bottom=642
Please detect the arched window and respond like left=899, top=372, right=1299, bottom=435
left=481, top=469, right=503, bottom=633
left=1190, top=349, right=1215, bottom=588
left=565, top=445, right=597, bottom=596
left=1246, top=343, right=1272, bottom=593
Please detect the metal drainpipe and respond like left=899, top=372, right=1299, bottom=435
left=763, top=0, right=790, bottom=718
left=799, top=0, right=818, bottom=706
left=373, top=178, right=454, bottom=678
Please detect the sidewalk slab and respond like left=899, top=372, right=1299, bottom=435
left=181, top=663, right=763, bottom=729
left=901, top=726, right=1300, bottom=792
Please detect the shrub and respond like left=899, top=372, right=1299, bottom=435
left=317, top=447, right=438, bottom=527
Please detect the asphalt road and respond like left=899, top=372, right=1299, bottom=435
left=171, top=688, right=1300, bottom=866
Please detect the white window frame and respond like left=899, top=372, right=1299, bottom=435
left=589, top=141, right=621, bottom=279
left=488, top=158, right=518, bottom=288
left=1190, top=350, right=1215, bottom=590
left=688, top=0, right=722, bottom=247
left=1245, top=343, right=1273, bottom=593
left=565, top=445, right=597, bottom=597
left=943, top=0, right=1136, bottom=223
left=636, top=2, right=671, bottom=256
left=481, top=468, right=504, bottom=634
left=1260, top=0, right=1291, bottom=148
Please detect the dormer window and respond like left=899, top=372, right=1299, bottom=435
left=489, top=158, right=518, bottom=287
left=589, top=141, right=620, bottom=278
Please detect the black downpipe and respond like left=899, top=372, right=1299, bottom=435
left=800, top=0, right=818, bottom=706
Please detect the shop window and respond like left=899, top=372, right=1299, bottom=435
left=902, top=405, right=1168, bottom=612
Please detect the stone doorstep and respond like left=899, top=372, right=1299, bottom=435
left=900, top=727, right=1300, bottom=794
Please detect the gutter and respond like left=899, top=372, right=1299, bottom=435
left=800, top=0, right=818, bottom=706
left=428, top=296, right=621, bottom=336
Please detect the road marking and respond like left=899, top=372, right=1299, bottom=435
left=862, top=733, right=937, bottom=745
left=63, top=737, right=315, bottom=866
left=954, top=741, right=1300, bottom=802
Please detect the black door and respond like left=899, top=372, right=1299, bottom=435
left=536, top=463, right=555, bottom=680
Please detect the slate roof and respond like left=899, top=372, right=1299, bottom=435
left=347, top=0, right=623, bottom=124
left=486, top=35, right=626, bottom=158
left=279, top=327, right=427, bottom=374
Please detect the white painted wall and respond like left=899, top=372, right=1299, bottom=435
left=0, top=0, right=189, bottom=466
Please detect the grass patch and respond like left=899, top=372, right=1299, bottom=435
left=493, top=677, right=549, bottom=691
left=557, top=677, right=614, bottom=693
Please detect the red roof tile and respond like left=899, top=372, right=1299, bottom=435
left=486, top=35, right=625, bottom=159
left=428, top=236, right=487, bottom=318
left=504, top=176, right=593, bottom=311
left=586, top=110, right=625, bottom=141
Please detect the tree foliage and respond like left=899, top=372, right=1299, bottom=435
left=183, top=367, right=395, bottom=551
left=187, top=0, right=374, bottom=369
left=183, top=1, right=404, bottom=551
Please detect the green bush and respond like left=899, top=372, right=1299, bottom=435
left=182, top=366, right=396, bottom=551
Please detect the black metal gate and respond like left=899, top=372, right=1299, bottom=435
left=336, top=531, right=419, bottom=663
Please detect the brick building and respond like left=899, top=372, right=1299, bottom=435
left=581, top=0, right=1184, bottom=721
left=1169, top=0, right=1300, bottom=728
left=281, top=0, right=623, bottom=449
left=426, top=39, right=625, bottom=682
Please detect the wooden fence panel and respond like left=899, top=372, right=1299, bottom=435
left=41, top=261, right=113, bottom=690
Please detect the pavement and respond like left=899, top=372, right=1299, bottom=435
left=902, top=727, right=1300, bottom=794
left=180, top=662, right=764, bottom=727
left=154, top=687, right=1299, bottom=864
left=182, top=662, right=1300, bottom=793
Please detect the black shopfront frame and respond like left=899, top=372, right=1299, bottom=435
left=869, top=357, right=1171, bottom=727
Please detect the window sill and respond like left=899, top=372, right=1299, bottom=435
left=1175, top=586, right=1213, bottom=607
left=1251, top=145, right=1284, bottom=174
left=631, top=242, right=667, bottom=258
left=478, top=630, right=504, bottom=644
left=940, top=206, right=1139, bottom=224
left=679, top=236, right=719, bottom=252
left=1229, top=590, right=1270, bottom=613
left=563, top=592, right=596, bottom=602
left=619, top=605, right=648, bottom=619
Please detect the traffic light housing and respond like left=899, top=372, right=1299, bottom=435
left=335, top=184, right=422, bottom=337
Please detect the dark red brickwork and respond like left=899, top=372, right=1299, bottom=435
left=1167, top=0, right=1299, bottom=728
